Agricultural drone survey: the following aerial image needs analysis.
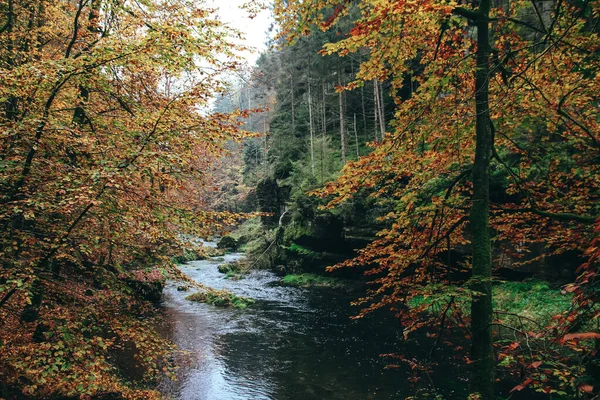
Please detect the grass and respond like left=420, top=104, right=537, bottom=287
left=186, top=289, right=254, bottom=309
left=280, top=273, right=346, bottom=289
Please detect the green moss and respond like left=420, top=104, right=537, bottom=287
left=408, top=280, right=573, bottom=330
left=280, top=273, right=345, bottom=289
left=217, top=264, right=230, bottom=273
left=282, top=221, right=313, bottom=243
left=229, top=218, right=263, bottom=244
left=171, top=248, right=203, bottom=264
left=171, top=246, right=226, bottom=264
left=285, top=243, right=320, bottom=259
left=186, top=290, right=254, bottom=309
left=224, top=272, right=245, bottom=280
left=217, top=260, right=249, bottom=278
left=204, top=247, right=226, bottom=257
left=492, top=280, right=572, bottom=328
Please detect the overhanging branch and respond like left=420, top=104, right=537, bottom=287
left=493, top=207, right=598, bottom=224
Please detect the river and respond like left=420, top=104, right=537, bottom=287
left=158, top=252, right=466, bottom=400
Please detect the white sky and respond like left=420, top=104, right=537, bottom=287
left=210, top=0, right=273, bottom=67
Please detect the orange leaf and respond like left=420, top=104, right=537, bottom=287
left=510, top=378, right=532, bottom=393
left=563, top=332, right=600, bottom=341
left=578, top=384, right=594, bottom=393
left=529, top=361, right=542, bottom=369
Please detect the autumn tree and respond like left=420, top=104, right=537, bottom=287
left=275, top=0, right=600, bottom=397
left=0, top=0, right=249, bottom=397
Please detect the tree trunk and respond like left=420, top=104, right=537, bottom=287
left=247, top=85, right=252, bottom=126
left=377, top=79, right=385, bottom=138
left=373, top=79, right=380, bottom=141
left=263, top=117, right=269, bottom=177
left=322, top=80, right=327, bottom=137
left=353, top=113, right=359, bottom=157
left=290, top=75, right=295, bottom=136
left=3, top=0, right=18, bottom=122
left=338, top=72, right=346, bottom=165
left=469, top=0, right=494, bottom=398
left=321, top=79, right=327, bottom=182
left=308, top=74, right=315, bottom=176
left=361, top=84, right=367, bottom=133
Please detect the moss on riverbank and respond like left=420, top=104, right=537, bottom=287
left=492, top=280, right=572, bottom=328
left=280, top=273, right=349, bottom=289
left=186, top=289, right=254, bottom=309
left=409, top=279, right=572, bottom=330
left=217, top=259, right=250, bottom=280
left=171, top=246, right=226, bottom=264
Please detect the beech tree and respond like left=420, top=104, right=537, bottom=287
left=275, top=0, right=600, bottom=397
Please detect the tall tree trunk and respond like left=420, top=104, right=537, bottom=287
left=321, top=79, right=327, bottom=182
left=378, top=79, right=385, bottom=137
left=322, top=80, right=327, bottom=137
left=353, top=113, right=359, bottom=157
left=361, top=84, right=367, bottom=133
left=3, top=0, right=18, bottom=122
left=247, top=85, right=252, bottom=126
left=373, top=79, right=380, bottom=141
left=338, top=72, right=346, bottom=165
left=263, top=117, right=269, bottom=177
left=469, top=1, right=494, bottom=398
left=290, top=75, right=295, bottom=136
left=308, top=74, right=315, bottom=177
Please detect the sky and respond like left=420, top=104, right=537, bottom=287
left=210, top=0, right=273, bottom=67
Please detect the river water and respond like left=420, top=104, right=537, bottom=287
left=159, top=252, right=464, bottom=400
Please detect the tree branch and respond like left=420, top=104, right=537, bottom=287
left=492, top=207, right=598, bottom=224
left=65, top=0, right=87, bottom=58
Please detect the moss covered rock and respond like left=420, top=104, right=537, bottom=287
left=217, top=235, right=239, bottom=251
left=186, top=290, right=254, bottom=309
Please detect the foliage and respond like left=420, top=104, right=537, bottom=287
left=0, top=0, right=250, bottom=397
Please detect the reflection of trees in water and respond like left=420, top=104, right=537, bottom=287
left=213, top=295, right=409, bottom=400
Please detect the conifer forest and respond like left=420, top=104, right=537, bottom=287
left=0, top=0, right=599, bottom=399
